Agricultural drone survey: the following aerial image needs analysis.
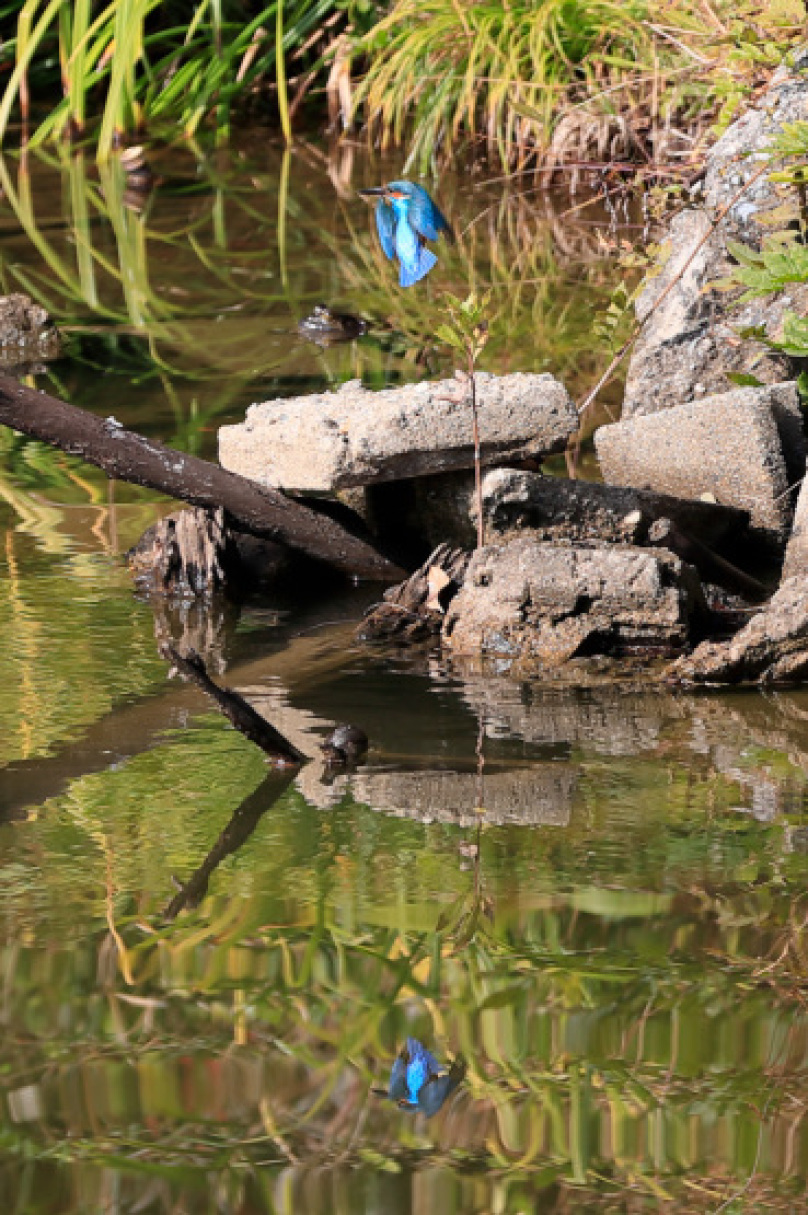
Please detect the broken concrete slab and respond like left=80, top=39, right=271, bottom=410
left=442, top=537, right=703, bottom=668
left=671, top=576, right=808, bottom=685
left=479, top=467, right=749, bottom=548
left=594, top=382, right=803, bottom=542
left=622, top=51, right=808, bottom=418
left=218, top=372, right=576, bottom=492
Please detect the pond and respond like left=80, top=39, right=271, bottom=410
left=1, top=136, right=807, bottom=1213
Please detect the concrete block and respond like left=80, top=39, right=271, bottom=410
left=479, top=467, right=749, bottom=547
left=442, top=537, right=703, bottom=667
left=595, top=383, right=803, bottom=542
left=218, top=372, right=576, bottom=492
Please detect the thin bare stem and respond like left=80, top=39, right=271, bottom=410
left=469, top=355, right=484, bottom=550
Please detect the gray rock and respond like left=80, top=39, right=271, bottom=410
left=0, top=292, right=61, bottom=366
left=479, top=467, right=749, bottom=547
left=442, top=537, right=703, bottom=668
left=623, top=55, right=808, bottom=417
left=781, top=472, right=808, bottom=581
left=218, top=372, right=576, bottom=492
left=672, top=575, right=808, bottom=684
left=595, top=382, right=803, bottom=542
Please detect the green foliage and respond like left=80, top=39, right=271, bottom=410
left=353, top=0, right=727, bottom=175
left=705, top=2, right=806, bottom=135
left=592, top=280, right=636, bottom=353
left=723, top=117, right=808, bottom=360
left=727, top=234, right=808, bottom=299
left=435, top=290, right=491, bottom=362
left=0, top=0, right=371, bottom=156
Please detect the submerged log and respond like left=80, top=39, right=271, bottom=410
left=0, top=374, right=402, bottom=581
left=162, top=643, right=307, bottom=765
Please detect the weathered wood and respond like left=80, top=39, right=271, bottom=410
left=162, top=643, right=307, bottom=764
left=357, top=543, right=470, bottom=643
left=0, top=374, right=403, bottom=581
left=128, top=506, right=235, bottom=597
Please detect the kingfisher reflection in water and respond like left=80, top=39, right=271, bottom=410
left=375, top=1037, right=466, bottom=1117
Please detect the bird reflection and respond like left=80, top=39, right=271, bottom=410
left=377, top=1037, right=466, bottom=1117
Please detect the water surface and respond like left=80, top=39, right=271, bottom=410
left=1, top=138, right=807, bottom=1213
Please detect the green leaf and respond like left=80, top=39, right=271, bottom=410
left=725, top=372, right=764, bottom=388
left=777, top=311, right=808, bottom=358
left=435, top=323, right=465, bottom=351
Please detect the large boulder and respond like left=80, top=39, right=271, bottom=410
left=218, top=372, right=576, bottom=492
left=672, top=576, right=808, bottom=684
left=623, top=51, right=808, bottom=417
left=442, top=537, right=704, bottom=668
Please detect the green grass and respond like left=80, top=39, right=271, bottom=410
left=351, top=0, right=805, bottom=175
left=0, top=0, right=378, bottom=157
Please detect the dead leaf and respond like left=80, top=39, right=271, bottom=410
left=426, top=565, right=452, bottom=612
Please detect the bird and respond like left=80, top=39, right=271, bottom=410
left=377, top=1037, right=466, bottom=1117
left=358, top=181, right=452, bottom=288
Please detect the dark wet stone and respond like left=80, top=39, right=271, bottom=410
left=0, top=293, right=61, bottom=365
left=298, top=303, right=368, bottom=345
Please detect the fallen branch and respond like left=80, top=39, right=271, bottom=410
left=0, top=374, right=403, bottom=581
left=161, top=644, right=307, bottom=765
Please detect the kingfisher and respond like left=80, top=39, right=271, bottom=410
left=358, top=181, right=453, bottom=288
left=379, top=1037, right=466, bottom=1117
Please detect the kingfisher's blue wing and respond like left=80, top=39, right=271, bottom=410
left=374, top=199, right=396, bottom=260
left=390, top=181, right=452, bottom=244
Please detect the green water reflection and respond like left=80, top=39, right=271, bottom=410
left=3, top=594, right=808, bottom=1210
left=1, top=139, right=808, bottom=1211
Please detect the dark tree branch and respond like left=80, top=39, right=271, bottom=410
left=162, top=644, right=307, bottom=765
left=0, top=374, right=403, bottom=581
